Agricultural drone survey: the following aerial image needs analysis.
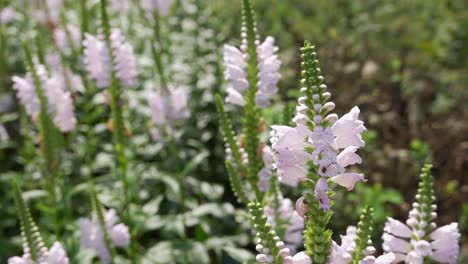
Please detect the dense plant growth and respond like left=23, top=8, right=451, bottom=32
left=0, top=0, right=465, bottom=263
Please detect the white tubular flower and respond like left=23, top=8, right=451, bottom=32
left=329, top=226, right=357, bottom=264
left=54, top=24, right=81, bottom=55
left=331, top=173, right=366, bottom=191
left=109, top=223, right=130, bottom=247
left=44, top=75, right=77, bottom=132
left=140, top=0, right=173, bottom=16
left=256, top=36, right=281, bottom=108
left=223, top=45, right=248, bottom=106
left=12, top=75, right=40, bottom=118
left=257, top=146, right=274, bottom=192
left=332, top=106, right=366, bottom=149
left=0, top=6, right=16, bottom=24
left=290, top=251, right=311, bottom=264
left=270, top=125, right=311, bottom=186
left=223, top=35, right=281, bottom=108
left=111, top=29, right=138, bottom=87
left=80, top=209, right=130, bottom=264
left=384, top=217, right=412, bottom=238
left=83, top=33, right=111, bottom=88
left=8, top=256, right=32, bottom=264
left=382, top=233, right=411, bottom=253
left=430, top=223, right=460, bottom=264
left=45, top=242, right=69, bottom=264
left=359, top=253, right=395, bottom=264
left=146, top=87, right=190, bottom=137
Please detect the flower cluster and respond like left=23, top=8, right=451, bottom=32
left=8, top=242, right=69, bottom=264
left=257, top=146, right=274, bottom=192
left=83, top=29, right=137, bottom=88
left=140, top=0, right=173, bottom=16
left=382, top=166, right=460, bottom=264
left=146, top=87, right=190, bottom=140
left=12, top=64, right=77, bottom=132
left=223, top=35, right=281, bottom=108
left=271, top=105, right=366, bottom=210
left=53, top=24, right=81, bottom=56
left=271, top=68, right=366, bottom=210
left=80, top=209, right=130, bottom=264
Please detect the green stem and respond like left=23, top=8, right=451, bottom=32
left=150, top=12, right=169, bottom=93
left=99, top=0, right=136, bottom=262
left=23, top=44, right=61, bottom=239
left=12, top=180, right=39, bottom=261
left=80, top=0, right=88, bottom=52
left=90, top=181, right=117, bottom=262
left=241, top=0, right=262, bottom=200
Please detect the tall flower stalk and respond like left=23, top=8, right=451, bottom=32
left=382, top=164, right=460, bottom=264
left=92, top=0, right=136, bottom=261
left=20, top=44, right=62, bottom=239
left=270, top=41, right=367, bottom=263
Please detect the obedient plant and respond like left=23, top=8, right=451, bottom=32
left=9, top=180, right=69, bottom=264
left=217, top=0, right=307, bottom=262
left=141, top=0, right=191, bottom=141
left=80, top=182, right=130, bottom=263
left=3, top=1, right=463, bottom=263
left=382, top=164, right=460, bottom=264
left=82, top=0, right=138, bottom=261
left=268, top=41, right=367, bottom=263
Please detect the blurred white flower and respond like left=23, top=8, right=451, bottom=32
left=140, top=0, right=173, bottom=16
left=83, top=29, right=138, bottom=88
left=146, top=87, right=190, bottom=137
left=0, top=6, right=16, bottom=24
left=45, top=242, right=69, bottom=264
left=80, top=209, right=130, bottom=264
left=223, top=36, right=281, bottom=108
left=54, top=24, right=81, bottom=55
left=83, top=33, right=112, bottom=88
left=111, top=29, right=138, bottom=87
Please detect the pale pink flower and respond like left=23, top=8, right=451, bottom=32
left=359, top=253, right=395, bottom=264
left=332, top=106, right=366, bottom=149
left=83, top=33, right=111, bottom=88
left=290, top=251, right=311, bottom=264
left=111, top=29, right=138, bottom=86
left=45, top=242, right=69, bottom=264
left=331, top=173, right=366, bottom=191
left=0, top=6, right=16, bottom=24
left=329, top=226, right=357, bottom=264
left=54, top=24, right=81, bottom=55
left=256, top=36, right=281, bottom=108
left=80, top=209, right=130, bottom=264
left=140, top=0, right=173, bottom=16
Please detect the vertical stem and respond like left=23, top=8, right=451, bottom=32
left=99, top=0, right=136, bottom=262
left=80, top=0, right=88, bottom=51
left=23, top=44, right=61, bottom=239
left=241, top=0, right=262, bottom=200
left=90, top=181, right=117, bottom=262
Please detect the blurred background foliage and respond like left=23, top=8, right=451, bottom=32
left=0, top=0, right=466, bottom=262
